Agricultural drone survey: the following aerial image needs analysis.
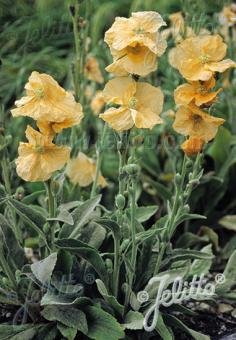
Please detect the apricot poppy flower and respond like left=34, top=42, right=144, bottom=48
left=66, top=152, right=107, bottom=187
left=163, top=12, right=194, bottom=43
left=173, top=104, right=225, bottom=142
left=174, top=77, right=222, bottom=107
left=181, top=137, right=204, bottom=156
left=99, top=77, right=163, bottom=131
left=169, top=35, right=236, bottom=81
left=84, top=57, right=104, bottom=84
left=219, top=4, right=236, bottom=27
left=11, top=71, right=83, bottom=135
left=105, top=11, right=167, bottom=76
left=16, top=126, right=70, bottom=182
left=91, top=91, right=106, bottom=115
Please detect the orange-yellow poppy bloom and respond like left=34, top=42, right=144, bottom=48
left=91, top=91, right=106, bottom=115
left=99, top=77, right=163, bottom=131
left=16, top=126, right=70, bottom=182
left=84, top=57, right=104, bottom=84
left=66, top=152, right=107, bottom=188
left=105, top=11, right=167, bottom=76
left=174, top=77, right=222, bottom=107
left=163, top=12, right=195, bottom=43
left=11, top=71, right=83, bottom=135
left=219, top=4, right=236, bottom=27
left=173, top=104, right=225, bottom=142
left=169, top=35, right=236, bottom=81
left=181, top=136, right=204, bottom=156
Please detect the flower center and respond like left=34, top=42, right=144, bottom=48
left=197, top=85, right=208, bottom=94
left=199, top=55, right=210, bottom=64
left=134, top=27, right=145, bottom=34
left=34, top=87, right=44, bottom=99
left=126, top=44, right=142, bottom=55
left=128, top=97, right=138, bottom=109
left=192, top=114, right=202, bottom=123
left=35, top=145, right=45, bottom=153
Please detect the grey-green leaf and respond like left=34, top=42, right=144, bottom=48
left=85, top=306, right=125, bottom=340
left=41, top=305, right=88, bottom=334
left=55, top=238, right=108, bottom=286
left=31, top=253, right=57, bottom=284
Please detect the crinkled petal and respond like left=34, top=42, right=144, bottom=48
left=132, top=11, right=167, bottom=32
left=103, top=77, right=136, bottom=105
left=99, top=107, right=133, bottom=131
left=174, top=84, right=196, bottom=105
left=135, top=82, right=164, bottom=115
left=207, top=59, right=236, bottom=72
left=131, top=109, right=162, bottom=129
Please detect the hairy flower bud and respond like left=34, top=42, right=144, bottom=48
left=115, top=194, right=126, bottom=210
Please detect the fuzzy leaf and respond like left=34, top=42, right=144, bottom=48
left=122, top=311, right=144, bottom=330
left=55, top=238, right=108, bottom=286
left=85, top=306, right=125, bottom=340
left=0, top=323, right=40, bottom=340
left=219, top=215, right=236, bottom=231
left=94, top=218, right=121, bottom=240
left=189, top=244, right=213, bottom=276
left=57, top=323, right=77, bottom=340
left=96, top=279, right=124, bottom=316
left=156, top=313, right=174, bottom=340
left=59, top=195, right=101, bottom=239
left=7, top=198, right=47, bottom=242
left=41, top=305, right=88, bottom=334
left=31, top=253, right=57, bottom=284
left=134, top=205, right=158, bottom=223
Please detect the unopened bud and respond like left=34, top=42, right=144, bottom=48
left=115, top=194, right=126, bottom=210
left=124, top=164, right=140, bottom=176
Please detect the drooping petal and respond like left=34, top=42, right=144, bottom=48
left=132, top=109, right=162, bottom=129
left=135, top=82, right=164, bottom=116
left=132, top=11, right=167, bottom=33
left=174, top=84, right=196, bottom=105
left=106, top=47, right=157, bottom=77
left=99, top=107, right=133, bottom=132
left=103, top=77, right=136, bottom=105
left=66, top=152, right=107, bottom=187
left=207, top=59, right=236, bottom=72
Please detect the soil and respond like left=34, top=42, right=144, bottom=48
left=176, top=310, right=236, bottom=339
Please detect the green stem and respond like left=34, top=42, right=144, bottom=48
left=154, top=155, right=187, bottom=276
left=125, top=177, right=137, bottom=308
left=1, top=154, right=11, bottom=194
left=72, top=2, right=80, bottom=101
left=0, top=249, right=17, bottom=290
left=90, top=123, right=107, bottom=198
left=45, top=181, right=56, bottom=249
left=112, top=237, right=120, bottom=298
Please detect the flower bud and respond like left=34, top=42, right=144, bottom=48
left=174, top=173, right=182, bottom=186
left=181, top=137, right=204, bottom=157
left=14, top=186, right=25, bottom=200
left=115, top=194, right=126, bottom=210
left=124, top=164, right=140, bottom=176
left=120, top=239, right=129, bottom=252
left=132, top=135, right=144, bottom=146
left=183, top=204, right=190, bottom=213
left=105, top=259, right=113, bottom=274
left=51, top=180, right=60, bottom=196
